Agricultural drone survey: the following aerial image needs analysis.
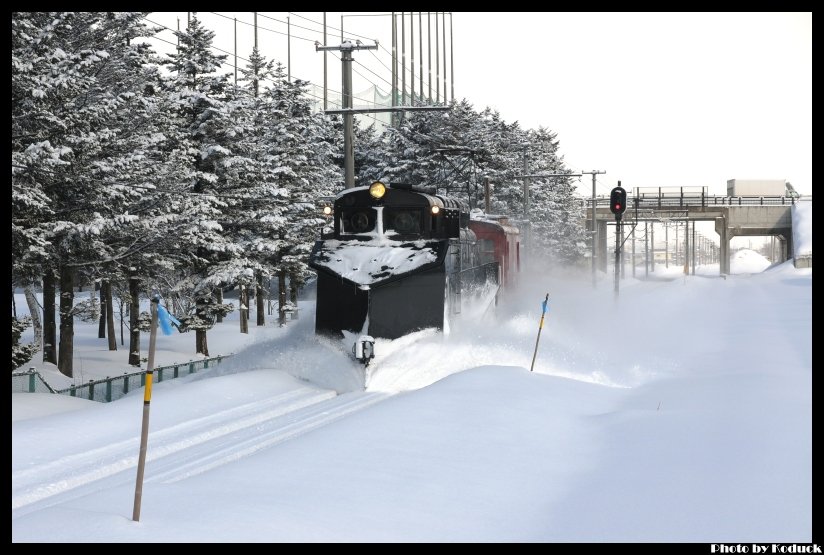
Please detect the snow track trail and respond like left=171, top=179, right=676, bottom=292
left=12, top=387, right=390, bottom=518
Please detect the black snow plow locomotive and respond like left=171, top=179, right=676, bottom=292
left=308, top=181, right=518, bottom=365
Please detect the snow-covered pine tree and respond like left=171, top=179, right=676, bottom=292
left=12, top=12, right=167, bottom=375
left=522, top=127, right=588, bottom=266
left=160, top=12, right=239, bottom=355
left=229, top=48, right=289, bottom=329
left=258, top=64, right=340, bottom=322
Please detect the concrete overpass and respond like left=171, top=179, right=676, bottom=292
left=584, top=193, right=810, bottom=274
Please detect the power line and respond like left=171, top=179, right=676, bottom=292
left=144, top=18, right=385, bottom=118
left=208, top=12, right=317, bottom=43
left=234, top=11, right=404, bottom=94
left=274, top=12, right=441, bottom=105
left=150, top=12, right=451, bottom=119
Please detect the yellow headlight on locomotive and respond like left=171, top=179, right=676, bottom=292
left=369, top=181, right=387, bottom=199
left=322, top=205, right=332, bottom=216
left=431, top=206, right=440, bottom=215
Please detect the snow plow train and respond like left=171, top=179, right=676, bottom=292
left=308, top=181, right=520, bottom=365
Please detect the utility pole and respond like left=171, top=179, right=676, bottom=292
left=610, top=182, right=627, bottom=298
left=620, top=222, right=625, bottom=279
left=419, top=12, right=423, bottom=103
left=515, top=170, right=584, bottom=255
left=442, top=12, right=447, bottom=103
left=427, top=12, right=432, bottom=102
left=318, top=41, right=447, bottom=189
left=644, top=221, right=649, bottom=278
left=323, top=13, right=327, bottom=110
left=317, top=40, right=379, bottom=189
left=401, top=13, right=406, bottom=107
left=435, top=12, right=440, bottom=103
left=287, top=16, right=291, bottom=81
left=582, top=170, right=606, bottom=287
left=614, top=219, right=622, bottom=296
left=665, top=221, right=669, bottom=268
left=410, top=13, right=415, bottom=103
left=691, top=220, right=696, bottom=275
left=650, top=221, right=655, bottom=272
left=450, top=12, right=454, bottom=101
left=253, top=13, right=258, bottom=98
left=391, top=13, right=397, bottom=126
left=675, top=221, right=679, bottom=265
left=233, top=17, right=237, bottom=87
left=522, top=146, right=529, bottom=216
left=483, top=176, right=490, bottom=213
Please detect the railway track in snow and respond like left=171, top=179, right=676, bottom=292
left=12, top=386, right=390, bottom=518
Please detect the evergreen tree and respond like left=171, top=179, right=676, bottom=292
left=259, top=66, right=341, bottom=320
left=159, top=13, right=239, bottom=355
left=12, top=12, right=166, bottom=375
left=12, top=316, right=37, bottom=370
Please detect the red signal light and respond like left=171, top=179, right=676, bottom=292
left=610, top=186, right=627, bottom=216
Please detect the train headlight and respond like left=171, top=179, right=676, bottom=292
left=322, top=205, right=332, bottom=216
left=369, top=181, right=386, bottom=200
left=431, top=206, right=440, bottom=215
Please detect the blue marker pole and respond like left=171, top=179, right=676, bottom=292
left=530, top=294, right=549, bottom=372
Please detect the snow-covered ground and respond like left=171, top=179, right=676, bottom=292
left=11, top=246, right=812, bottom=543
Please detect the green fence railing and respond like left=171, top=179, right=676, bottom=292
left=12, top=355, right=231, bottom=403
left=12, top=368, right=56, bottom=394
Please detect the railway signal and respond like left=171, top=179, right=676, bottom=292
left=610, top=182, right=628, bottom=297
left=610, top=185, right=627, bottom=220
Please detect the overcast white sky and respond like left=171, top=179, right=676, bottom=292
left=143, top=12, right=812, bottom=199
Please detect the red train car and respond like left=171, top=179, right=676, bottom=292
left=468, top=215, right=521, bottom=291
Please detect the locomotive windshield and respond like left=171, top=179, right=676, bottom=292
left=341, top=208, right=376, bottom=234
left=384, top=209, right=421, bottom=235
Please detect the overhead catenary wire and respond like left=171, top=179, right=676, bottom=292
left=259, top=11, right=442, bottom=105
left=149, top=13, right=444, bottom=117
left=143, top=22, right=386, bottom=124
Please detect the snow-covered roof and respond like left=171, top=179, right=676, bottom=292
left=311, top=239, right=440, bottom=287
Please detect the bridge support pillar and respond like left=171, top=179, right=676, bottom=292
left=777, top=235, right=790, bottom=263
left=715, top=217, right=731, bottom=275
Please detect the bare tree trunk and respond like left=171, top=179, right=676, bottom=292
left=42, top=270, right=57, bottom=364
left=215, top=287, right=224, bottom=323
left=57, top=265, right=74, bottom=378
left=98, top=280, right=107, bottom=338
left=289, top=270, right=299, bottom=320
left=195, top=293, right=210, bottom=356
left=196, top=329, right=209, bottom=356
left=256, top=271, right=265, bottom=326
left=89, top=284, right=97, bottom=322
left=12, top=286, right=16, bottom=318
left=278, top=268, right=287, bottom=326
left=267, top=278, right=273, bottom=316
left=119, top=297, right=125, bottom=346
left=239, top=285, right=249, bottom=334
left=106, top=280, right=116, bottom=351
left=23, top=284, right=43, bottom=354
left=128, top=274, right=141, bottom=366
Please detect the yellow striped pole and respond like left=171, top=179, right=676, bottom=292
left=529, top=294, right=549, bottom=372
left=132, top=296, right=159, bottom=521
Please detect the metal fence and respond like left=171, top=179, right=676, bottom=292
left=12, top=368, right=56, bottom=394
left=12, top=355, right=231, bottom=403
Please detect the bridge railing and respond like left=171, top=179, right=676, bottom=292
left=579, top=194, right=808, bottom=211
